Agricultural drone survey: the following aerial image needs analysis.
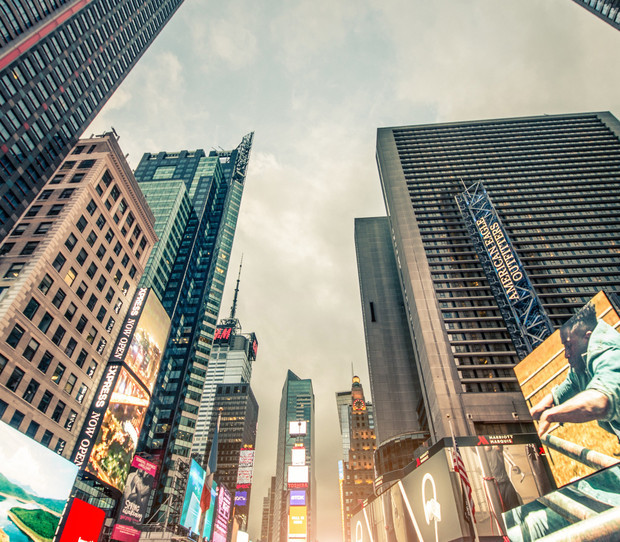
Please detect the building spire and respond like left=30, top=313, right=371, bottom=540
left=229, top=255, right=243, bottom=319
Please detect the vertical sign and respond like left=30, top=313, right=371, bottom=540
left=212, top=485, right=232, bottom=542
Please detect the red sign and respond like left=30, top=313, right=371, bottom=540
left=59, top=498, right=105, bottom=542
left=213, top=326, right=233, bottom=343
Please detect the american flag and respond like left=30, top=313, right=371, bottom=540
left=453, top=441, right=476, bottom=522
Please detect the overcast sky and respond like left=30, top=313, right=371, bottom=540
left=86, top=1, right=620, bottom=540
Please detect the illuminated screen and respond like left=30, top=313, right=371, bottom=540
left=0, top=421, right=78, bottom=541
left=203, top=482, right=218, bottom=539
left=288, top=465, right=309, bottom=487
left=234, top=491, right=248, bottom=506
left=213, top=485, right=232, bottom=542
left=290, top=490, right=306, bottom=506
left=514, top=291, right=620, bottom=486
left=60, top=498, right=105, bottom=542
left=291, top=447, right=305, bottom=466
left=86, top=367, right=150, bottom=490
left=236, top=449, right=255, bottom=485
left=289, top=421, right=307, bottom=436
left=180, top=459, right=206, bottom=532
left=288, top=506, right=307, bottom=536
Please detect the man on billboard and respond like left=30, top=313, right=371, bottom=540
left=531, top=303, right=620, bottom=439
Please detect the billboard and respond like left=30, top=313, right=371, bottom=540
left=0, top=421, right=78, bottom=541
left=111, top=455, right=158, bottom=542
left=213, top=325, right=234, bottom=344
left=289, top=421, right=307, bottom=436
left=203, top=482, right=218, bottom=541
left=288, top=466, right=309, bottom=488
left=291, top=446, right=305, bottom=466
left=72, top=288, right=170, bottom=491
left=290, top=490, right=306, bottom=506
left=59, top=498, right=105, bottom=542
left=234, top=491, right=248, bottom=506
left=213, top=485, right=232, bottom=542
left=236, top=448, right=255, bottom=487
left=514, top=291, right=620, bottom=486
left=288, top=505, right=307, bottom=537
left=351, top=435, right=551, bottom=541
left=180, top=459, right=206, bottom=533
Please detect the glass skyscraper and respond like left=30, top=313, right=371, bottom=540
left=0, top=0, right=186, bottom=237
left=572, top=0, right=620, bottom=30
left=366, top=112, right=620, bottom=449
left=132, top=133, right=253, bottom=522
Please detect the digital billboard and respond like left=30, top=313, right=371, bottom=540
left=180, top=459, right=206, bottom=533
left=213, top=485, right=232, bottom=542
left=514, top=291, right=620, bottom=486
left=0, top=421, right=78, bottom=542
left=111, top=455, right=158, bottom=542
left=288, top=465, right=309, bottom=488
left=289, top=421, right=307, bottom=436
left=234, top=491, right=248, bottom=506
left=291, top=446, right=305, bottom=466
left=213, top=326, right=234, bottom=344
left=236, top=448, right=255, bottom=487
left=288, top=505, right=307, bottom=537
left=290, top=490, right=306, bottom=506
left=351, top=435, right=551, bottom=541
left=72, top=288, right=170, bottom=493
left=59, top=498, right=105, bottom=542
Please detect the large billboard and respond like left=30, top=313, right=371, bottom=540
left=288, top=465, right=309, bottom=488
left=288, top=505, right=307, bottom=538
left=514, top=290, right=620, bottom=486
left=111, top=455, right=158, bottom=542
left=236, top=448, right=255, bottom=488
left=212, top=485, right=232, bottom=542
left=59, top=498, right=105, bottom=542
left=72, top=288, right=170, bottom=491
left=351, top=435, right=551, bottom=541
left=0, top=421, right=78, bottom=541
left=180, top=459, right=206, bottom=533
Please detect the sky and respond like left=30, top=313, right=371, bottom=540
left=86, top=1, right=620, bottom=540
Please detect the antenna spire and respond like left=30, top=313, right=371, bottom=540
left=229, top=256, right=243, bottom=319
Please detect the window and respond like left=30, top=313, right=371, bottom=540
left=65, top=410, right=77, bottom=431
left=114, top=270, right=122, bottom=284
left=86, top=360, right=97, bottom=378
left=38, top=351, right=53, bottom=373
left=51, top=325, right=66, bottom=346
left=64, top=302, right=77, bottom=322
left=51, top=400, right=65, bottom=422
left=23, top=338, right=40, bottom=361
left=47, top=204, right=64, bottom=216
left=52, top=288, right=66, bottom=308
left=96, top=245, right=105, bottom=260
left=79, top=159, right=95, bottom=169
left=26, top=421, right=40, bottom=438
left=76, top=281, right=87, bottom=299
left=76, top=349, right=88, bottom=368
left=76, top=384, right=88, bottom=404
left=86, top=327, right=97, bottom=345
left=51, top=363, right=65, bottom=384
left=55, top=438, right=66, bottom=454
left=22, top=379, right=39, bottom=403
left=114, top=300, right=123, bottom=314
left=76, top=248, right=88, bottom=266
left=87, top=294, right=97, bottom=311
left=26, top=205, right=41, bottom=217
left=86, top=262, right=97, bottom=278
left=129, top=265, right=137, bottom=279
left=52, top=252, right=66, bottom=271
left=96, top=338, right=106, bottom=355
left=71, top=172, right=86, bottom=183
left=87, top=199, right=97, bottom=215
left=59, top=188, right=75, bottom=199
left=23, top=298, right=40, bottom=320
left=20, top=241, right=39, bottom=255
left=105, top=228, right=114, bottom=244
left=105, top=316, right=115, bottom=333
left=4, top=262, right=25, bottom=278
left=0, top=399, right=6, bottom=418
left=11, top=223, right=28, bottom=236
left=86, top=231, right=97, bottom=246
left=0, top=243, right=14, bottom=255
left=38, top=391, right=53, bottom=413
left=65, top=233, right=77, bottom=251
left=0, top=354, right=7, bottom=376
left=41, top=430, right=53, bottom=447
left=38, top=274, right=53, bottom=294
left=38, top=190, right=53, bottom=200
left=64, top=338, right=77, bottom=358
left=105, top=287, right=114, bottom=303
left=113, top=241, right=122, bottom=256
left=64, top=374, right=77, bottom=394
left=96, top=275, right=106, bottom=292
left=6, top=324, right=25, bottom=348
left=76, top=315, right=88, bottom=334
left=76, top=215, right=87, bottom=232
left=96, top=306, right=106, bottom=323
left=96, top=214, right=105, bottom=230
left=35, top=222, right=52, bottom=234
left=5, top=367, right=25, bottom=391
left=9, top=410, right=24, bottom=429
left=121, top=254, right=129, bottom=268
left=105, top=258, right=114, bottom=273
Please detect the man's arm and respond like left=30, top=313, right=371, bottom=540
left=537, top=389, right=610, bottom=436
left=530, top=393, right=554, bottom=420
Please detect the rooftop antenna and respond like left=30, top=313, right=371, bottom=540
left=351, top=362, right=354, bottom=379
left=229, top=255, right=243, bottom=319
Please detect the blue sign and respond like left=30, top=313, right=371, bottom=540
left=290, top=490, right=306, bottom=506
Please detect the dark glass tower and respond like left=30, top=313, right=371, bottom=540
left=132, top=133, right=253, bottom=522
left=371, top=112, right=620, bottom=446
left=572, top=0, right=620, bottom=30
left=0, top=0, right=185, bottom=237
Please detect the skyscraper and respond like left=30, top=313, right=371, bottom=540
left=572, top=0, right=620, bottom=30
left=273, top=371, right=316, bottom=542
left=0, top=0, right=185, bottom=237
left=368, top=112, right=620, bottom=447
left=133, top=134, right=253, bottom=523
left=335, top=377, right=376, bottom=542
left=0, top=132, right=156, bottom=457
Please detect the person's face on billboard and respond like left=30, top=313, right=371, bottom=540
left=560, top=322, right=592, bottom=372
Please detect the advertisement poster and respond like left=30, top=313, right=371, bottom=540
left=180, top=460, right=206, bottom=533
left=111, top=455, right=157, bottom=542
left=0, top=421, right=78, bottom=542
left=514, top=291, right=620, bottom=486
left=203, top=482, right=218, bottom=541
left=59, top=498, right=105, bottom=542
left=212, top=485, right=232, bottom=542
left=86, top=368, right=150, bottom=490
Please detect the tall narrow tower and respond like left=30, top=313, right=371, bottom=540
left=0, top=0, right=186, bottom=236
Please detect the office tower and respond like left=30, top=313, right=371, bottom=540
left=0, top=132, right=155, bottom=457
left=261, top=476, right=276, bottom=542
left=0, top=0, right=185, bottom=237
left=572, top=0, right=620, bottom=30
left=132, top=133, right=253, bottom=522
left=273, top=370, right=316, bottom=542
left=371, top=111, right=620, bottom=448
left=203, top=383, right=259, bottom=530
left=336, top=376, right=376, bottom=542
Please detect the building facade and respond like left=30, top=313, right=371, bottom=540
left=0, top=132, right=156, bottom=458
left=336, top=376, right=376, bottom=542
left=371, top=112, right=620, bottom=446
left=0, top=0, right=186, bottom=237
left=133, top=134, right=253, bottom=523
left=572, top=0, right=620, bottom=30
left=261, top=476, right=276, bottom=542
left=273, top=370, right=316, bottom=542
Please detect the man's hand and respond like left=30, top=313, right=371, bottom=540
left=537, top=410, right=552, bottom=437
left=530, top=394, right=554, bottom=421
